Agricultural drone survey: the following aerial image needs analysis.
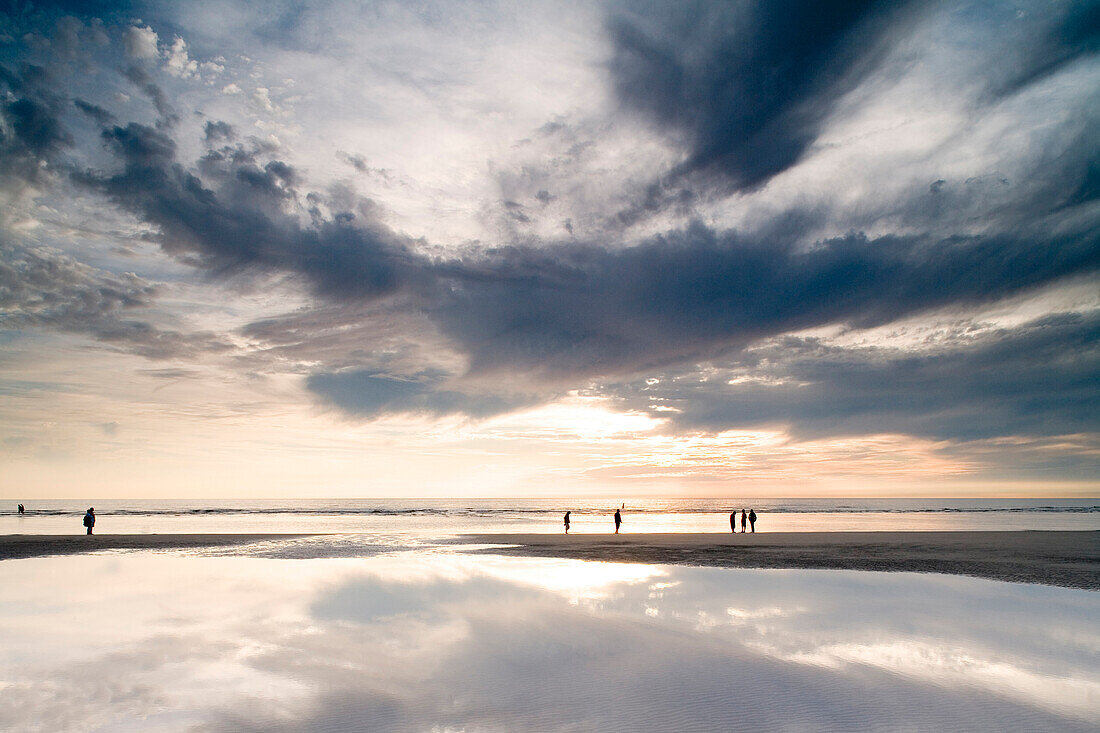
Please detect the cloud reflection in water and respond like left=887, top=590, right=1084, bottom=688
left=0, top=552, right=1095, bottom=732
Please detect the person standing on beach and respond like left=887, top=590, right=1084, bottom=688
left=564, top=511, right=571, bottom=534
left=749, top=509, right=757, bottom=533
left=83, top=507, right=95, bottom=535
left=614, top=508, right=622, bottom=534
left=730, top=511, right=736, bottom=533
left=17, top=504, right=24, bottom=515
left=740, top=509, right=747, bottom=533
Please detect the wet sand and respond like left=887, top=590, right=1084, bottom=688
left=463, top=531, right=1100, bottom=590
left=3, top=531, right=1097, bottom=589
left=0, top=534, right=315, bottom=560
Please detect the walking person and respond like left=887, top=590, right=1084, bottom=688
left=740, top=509, right=747, bottom=533
left=17, top=503, right=24, bottom=515
left=564, top=511, right=571, bottom=534
left=614, top=508, right=622, bottom=534
left=83, top=507, right=95, bottom=535
left=749, top=508, right=757, bottom=533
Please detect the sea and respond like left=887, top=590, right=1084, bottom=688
left=3, top=497, right=1097, bottom=536
left=1, top=496, right=1098, bottom=731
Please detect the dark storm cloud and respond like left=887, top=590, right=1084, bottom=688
left=607, top=312, right=1100, bottom=442
left=606, top=0, right=914, bottom=191
left=306, top=369, right=538, bottom=420
left=606, top=0, right=1099, bottom=199
left=0, top=64, right=72, bottom=184
left=0, top=245, right=230, bottom=359
left=985, top=1, right=1100, bottom=99
left=430, top=217, right=1100, bottom=380
left=74, top=122, right=423, bottom=299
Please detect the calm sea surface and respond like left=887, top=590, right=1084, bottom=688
left=2, top=497, right=1097, bottom=536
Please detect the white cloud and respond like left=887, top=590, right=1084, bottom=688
left=164, top=36, right=199, bottom=78
left=123, top=24, right=159, bottom=60
left=252, top=86, right=275, bottom=113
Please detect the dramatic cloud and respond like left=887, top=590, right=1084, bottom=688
left=73, top=122, right=423, bottom=299
left=0, top=64, right=72, bottom=186
left=607, top=0, right=916, bottom=191
left=605, top=0, right=1100, bottom=199
left=0, top=0, right=1097, bottom=493
left=605, top=311, right=1100, bottom=441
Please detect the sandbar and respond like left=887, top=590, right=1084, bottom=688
left=463, top=531, right=1100, bottom=590
left=0, top=534, right=314, bottom=561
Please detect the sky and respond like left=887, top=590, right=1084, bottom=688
left=0, top=0, right=1097, bottom=499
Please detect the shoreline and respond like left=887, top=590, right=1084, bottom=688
left=462, top=530, right=1100, bottom=590
left=2, top=530, right=1097, bottom=589
left=0, top=533, right=316, bottom=560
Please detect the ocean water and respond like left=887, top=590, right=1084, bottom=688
left=2, top=497, right=1097, bottom=536
left=0, top=547, right=1096, bottom=732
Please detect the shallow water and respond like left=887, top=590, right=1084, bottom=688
left=0, top=542, right=1096, bottom=732
left=3, top=497, right=1098, bottom=536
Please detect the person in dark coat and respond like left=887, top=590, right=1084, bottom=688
left=17, top=504, right=24, bottom=515
left=749, top=508, right=757, bottom=533
left=83, top=507, right=95, bottom=535
left=613, top=508, right=622, bottom=534
left=730, top=511, right=736, bottom=533
left=564, top=511, right=571, bottom=534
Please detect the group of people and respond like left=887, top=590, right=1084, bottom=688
left=731, top=508, right=757, bottom=533
left=563, top=506, right=758, bottom=533
left=19, top=504, right=759, bottom=536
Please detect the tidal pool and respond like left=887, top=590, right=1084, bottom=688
left=0, top=548, right=1096, bottom=731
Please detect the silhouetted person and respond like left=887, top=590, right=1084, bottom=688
left=740, top=509, right=747, bottom=533
left=730, top=512, right=736, bottom=533
left=564, top=511, right=571, bottom=534
left=749, top=509, right=757, bottom=533
left=83, top=507, right=95, bottom=535
left=614, top=508, right=622, bottom=534
left=17, top=504, right=24, bottom=515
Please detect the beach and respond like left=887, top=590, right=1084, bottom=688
left=3, top=529, right=1097, bottom=590
left=0, top=533, right=315, bottom=561
left=465, top=531, right=1100, bottom=590
left=1, top=524, right=1098, bottom=731
left=1, top=537, right=1097, bottom=732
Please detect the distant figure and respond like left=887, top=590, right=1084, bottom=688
left=749, top=508, right=757, bottom=533
left=564, top=511, right=571, bottom=534
left=730, top=512, right=736, bottom=533
left=83, top=507, right=95, bottom=535
left=614, top=508, right=622, bottom=534
left=17, top=504, right=24, bottom=515
left=740, top=509, right=747, bottom=533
